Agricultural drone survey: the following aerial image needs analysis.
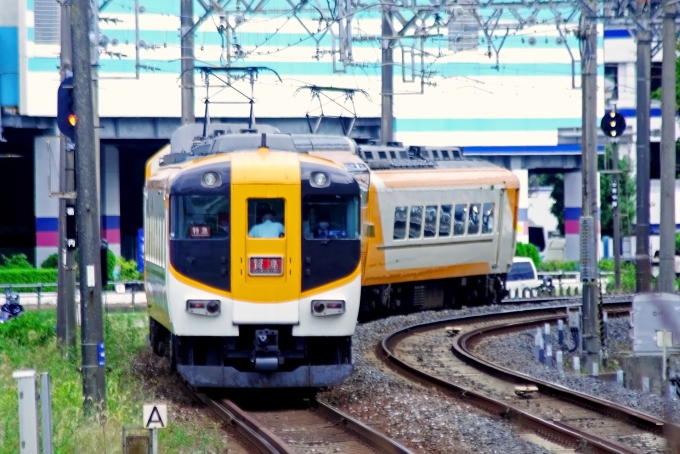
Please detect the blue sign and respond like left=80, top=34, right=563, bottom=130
left=137, top=228, right=144, bottom=273
left=98, top=342, right=105, bottom=367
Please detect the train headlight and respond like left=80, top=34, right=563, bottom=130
left=201, top=171, right=221, bottom=188
left=186, top=299, right=221, bottom=316
left=311, top=300, right=345, bottom=316
left=310, top=172, right=330, bottom=188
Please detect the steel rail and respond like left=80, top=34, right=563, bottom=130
left=379, top=302, right=658, bottom=454
left=454, top=312, right=680, bottom=450
left=313, top=399, right=415, bottom=453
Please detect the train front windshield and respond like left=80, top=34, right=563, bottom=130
left=303, top=194, right=360, bottom=240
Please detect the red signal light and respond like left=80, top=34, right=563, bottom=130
left=68, top=114, right=77, bottom=126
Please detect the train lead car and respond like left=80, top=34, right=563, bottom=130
left=144, top=122, right=520, bottom=389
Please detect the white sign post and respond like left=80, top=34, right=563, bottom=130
left=143, top=404, right=167, bottom=454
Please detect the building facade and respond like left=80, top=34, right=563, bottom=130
left=2, top=0, right=672, bottom=266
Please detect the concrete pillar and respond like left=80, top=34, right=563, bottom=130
left=564, top=171, right=581, bottom=261
left=101, top=145, right=121, bottom=257
left=512, top=169, right=529, bottom=244
left=34, top=136, right=60, bottom=267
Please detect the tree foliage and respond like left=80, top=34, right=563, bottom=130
left=598, top=145, right=636, bottom=238
left=651, top=40, right=680, bottom=112
left=536, top=174, right=565, bottom=235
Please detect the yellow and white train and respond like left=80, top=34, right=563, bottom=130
left=144, top=124, right=519, bottom=388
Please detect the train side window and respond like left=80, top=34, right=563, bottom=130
left=424, top=205, right=438, bottom=237
left=378, top=151, right=387, bottom=159
left=303, top=194, right=359, bottom=240
left=364, top=151, right=374, bottom=160
left=399, top=151, right=408, bottom=159
left=441, top=150, right=450, bottom=160
left=468, top=203, right=481, bottom=235
left=439, top=205, right=452, bottom=237
left=389, top=151, right=397, bottom=159
left=482, top=203, right=495, bottom=234
left=172, top=195, right=231, bottom=240
left=432, top=150, right=440, bottom=160
left=409, top=206, right=423, bottom=239
left=393, top=206, right=408, bottom=240
left=453, top=204, right=467, bottom=236
left=248, top=198, right=285, bottom=238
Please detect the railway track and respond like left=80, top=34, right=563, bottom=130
left=379, top=301, right=680, bottom=454
left=188, top=389, right=413, bottom=453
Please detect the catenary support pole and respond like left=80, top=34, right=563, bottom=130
left=181, top=0, right=195, bottom=124
left=580, top=4, right=601, bottom=370
left=612, top=141, right=622, bottom=291
left=381, top=3, right=394, bottom=144
left=659, top=0, right=676, bottom=292
left=635, top=0, right=652, bottom=293
left=91, top=0, right=101, bottom=218
left=57, top=0, right=77, bottom=352
left=71, top=0, right=106, bottom=416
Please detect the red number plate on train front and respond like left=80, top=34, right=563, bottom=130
left=249, top=257, right=283, bottom=276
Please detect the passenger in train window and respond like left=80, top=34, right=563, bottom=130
left=468, top=204, right=481, bottom=234
left=482, top=203, right=494, bottom=234
left=249, top=209, right=285, bottom=238
left=453, top=204, right=467, bottom=235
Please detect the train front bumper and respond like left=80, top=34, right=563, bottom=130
left=178, top=364, right=354, bottom=388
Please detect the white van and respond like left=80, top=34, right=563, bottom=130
left=505, top=257, right=543, bottom=297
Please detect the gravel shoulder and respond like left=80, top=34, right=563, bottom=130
left=474, top=316, right=680, bottom=423
left=319, top=302, right=582, bottom=454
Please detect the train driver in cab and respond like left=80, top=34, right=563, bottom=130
left=311, top=211, right=347, bottom=239
left=249, top=208, right=285, bottom=238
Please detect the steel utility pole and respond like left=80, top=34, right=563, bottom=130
left=612, top=141, right=622, bottom=291
left=57, top=1, right=77, bottom=353
left=636, top=0, right=652, bottom=293
left=381, top=3, right=394, bottom=144
left=181, top=0, right=195, bottom=124
left=580, top=5, right=601, bottom=370
left=659, top=0, right=677, bottom=293
left=71, top=0, right=106, bottom=415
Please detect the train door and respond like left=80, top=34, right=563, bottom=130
left=230, top=184, right=302, bottom=324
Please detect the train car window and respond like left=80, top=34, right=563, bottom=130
left=393, top=206, right=408, bottom=240
left=441, top=150, right=450, bottom=160
left=468, top=203, right=481, bottom=235
left=482, top=202, right=495, bottom=234
left=439, top=205, right=452, bottom=237
left=364, top=151, right=374, bottom=160
left=172, top=195, right=231, bottom=240
left=399, top=151, right=408, bottom=159
left=453, top=204, right=467, bottom=236
left=248, top=198, right=285, bottom=238
left=409, top=206, right=423, bottom=239
left=432, top=150, right=440, bottom=160
left=389, top=151, right=397, bottom=159
left=424, top=205, right=438, bottom=237
left=378, top=151, right=387, bottom=159
left=303, top=195, right=360, bottom=240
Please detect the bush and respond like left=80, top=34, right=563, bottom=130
left=538, top=260, right=580, bottom=272
left=0, top=254, right=33, bottom=269
left=40, top=253, right=58, bottom=269
left=118, top=257, right=142, bottom=281
left=0, top=269, right=58, bottom=292
left=39, top=249, right=117, bottom=281
left=515, top=242, right=540, bottom=268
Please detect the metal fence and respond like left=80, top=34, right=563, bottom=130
left=0, top=281, right=146, bottom=309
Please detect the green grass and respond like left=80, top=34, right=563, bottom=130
left=0, top=310, right=227, bottom=454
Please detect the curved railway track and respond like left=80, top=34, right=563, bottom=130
left=188, top=388, right=414, bottom=453
left=379, top=301, right=680, bottom=454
